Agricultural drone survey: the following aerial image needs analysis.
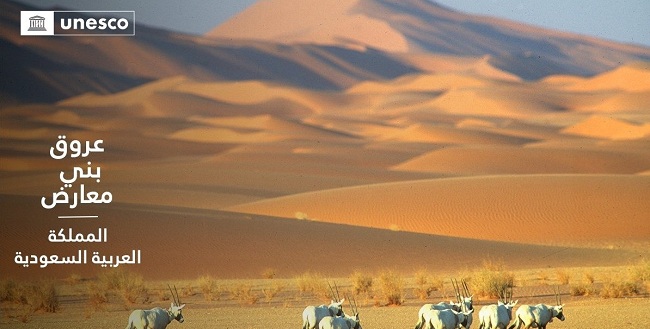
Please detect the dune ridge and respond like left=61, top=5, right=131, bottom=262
left=228, top=175, right=650, bottom=246
left=0, top=195, right=641, bottom=280
left=207, top=0, right=650, bottom=80
left=562, top=115, right=650, bottom=140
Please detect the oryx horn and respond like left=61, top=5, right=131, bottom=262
left=462, top=279, right=471, bottom=297
left=328, top=281, right=341, bottom=301
left=350, top=294, right=359, bottom=315
left=174, top=284, right=181, bottom=305
left=168, top=284, right=178, bottom=306
left=334, top=281, right=341, bottom=301
left=451, top=278, right=461, bottom=303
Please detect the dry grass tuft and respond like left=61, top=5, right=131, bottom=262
left=584, top=272, right=596, bottom=285
left=1, top=280, right=60, bottom=321
left=0, top=279, right=18, bottom=303
left=98, top=268, right=148, bottom=305
left=197, top=275, right=221, bottom=301
left=180, top=282, right=196, bottom=298
left=569, top=271, right=597, bottom=297
left=295, top=272, right=329, bottom=300
left=262, top=282, right=285, bottom=303
left=471, top=259, right=514, bottom=299
left=631, top=259, right=650, bottom=283
left=555, top=270, right=571, bottom=285
left=349, top=271, right=373, bottom=295
left=413, top=270, right=444, bottom=300
left=375, top=270, right=404, bottom=306
left=230, top=283, right=260, bottom=305
left=569, top=283, right=597, bottom=297
left=21, top=280, right=60, bottom=313
left=600, top=280, right=643, bottom=298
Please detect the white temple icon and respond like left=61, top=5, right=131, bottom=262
left=28, top=15, right=47, bottom=31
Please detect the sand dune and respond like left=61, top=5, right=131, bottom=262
left=228, top=175, right=650, bottom=247
left=207, top=0, right=650, bottom=79
left=347, top=73, right=488, bottom=95
left=393, top=145, right=650, bottom=175
left=562, top=115, right=650, bottom=140
left=2, top=0, right=650, bottom=286
left=3, top=1, right=420, bottom=104
left=0, top=195, right=640, bottom=280
left=377, top=123, right=535, bottom=145
left=207, top=0, right=409, bottom=52
left=565, top=62, right=650, bottom=92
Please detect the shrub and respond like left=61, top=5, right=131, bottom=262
left=157, top=288, right=171, bottom=302
left=538, top=272, right=549, bottom=285
left=569, top=283, right=596, bottom=297
left=472, top=260, right=514, bottom=299
left=376, top=270, right=404, bottom=306
left=413, top=270, right=443, bottom=300
left=583, top=272, right=595, bottom=285
left=197, top=275, right=221, bottom=301
left=180, top=283, right=195, bottom=298
left=98, top=268, right=148, bottom=305
left=555, top=270, right=570, bottom=285
left=230, top=283, right=259, bottom=305
left=21, top=281, right=59, bottom=313
left=631, top=259, right=650, bottom=283
left=295, top=272, right=329, bottom=299
left=262, top=282, right=285, bottom=303
left=600, top=280, right=642, bottom=299
left=0, top=279, right=18, bottom=302
left=349, top=271, right=373, bottom=295
left=86, top=282, right=109, bottom=311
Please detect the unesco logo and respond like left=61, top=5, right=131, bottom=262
left=21, top=11, right=135, bottom=36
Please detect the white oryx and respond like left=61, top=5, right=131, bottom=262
left=319, top=295, right=362, bottom=329
left=415, top=301, right=461, bottom=329
left=415, top=279, right=474, bottom=329
left=302, top=282, right=345, bottom=329
left=419, top=309, right=474, bottom=329
left=125, top=285, right=185, bottom=329
left=478, top=286, right=518, bottom=329
left=508, top=287, right=565, bottom=329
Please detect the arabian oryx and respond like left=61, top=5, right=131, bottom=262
left=508, top=286, right=565, bottom=329
left=125, top=285, right=185, bottom=329
left=302, top=282, right=345, bottom=329
left=478, top=286, right=518, bottom=329
left=415, top=279, right=474, bottom=329
left=319, top=295, right=362, bottom=329
left=419, top=308, right=474, bottom=329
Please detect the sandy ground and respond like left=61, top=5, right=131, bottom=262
left=1, top=276, right=649, bottom=328
left=4, top=301, right=650, bottom=329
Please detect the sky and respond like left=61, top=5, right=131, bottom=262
left=17, top=0, right=650, bottom=47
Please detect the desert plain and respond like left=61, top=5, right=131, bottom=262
left=2, top=0, right=650, bottom=327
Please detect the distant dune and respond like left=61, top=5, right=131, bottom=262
left=562, top=116, right=650, bottom=140
left=208, top=0, right=650, bottom=79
